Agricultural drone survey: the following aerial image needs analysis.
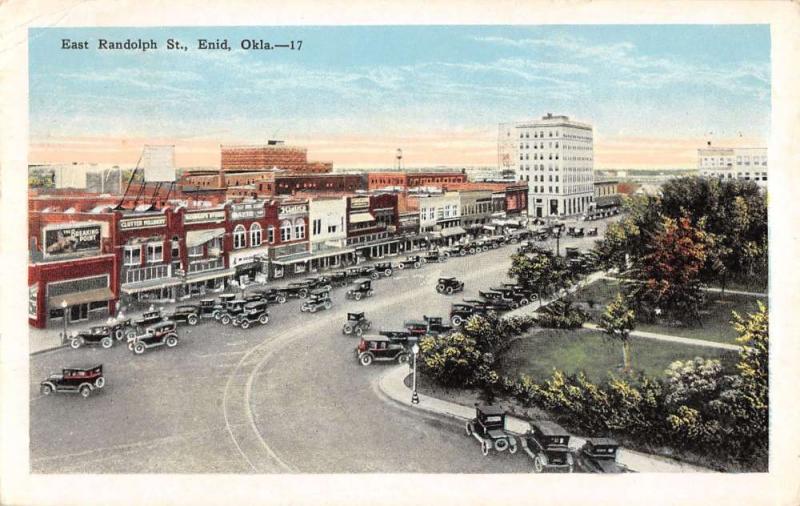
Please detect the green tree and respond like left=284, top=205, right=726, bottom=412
left=731, top=301, right=769, bottom=452
left=599, top=293, right=637, bottom=372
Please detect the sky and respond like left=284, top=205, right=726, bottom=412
left=28, top=25, right=771, bottom=169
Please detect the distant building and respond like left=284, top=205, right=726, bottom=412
left=698, top=146, right=768, bottom=187
left=220, top=141, right=332, bottom=173
left=499, top=113, right=594, bottom=218
left=367, top=171, right=467, bottom=191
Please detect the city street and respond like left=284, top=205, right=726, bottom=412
left=30, top=224, right=609, bottom=474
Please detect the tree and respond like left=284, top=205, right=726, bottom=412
left=731, top=301, right=769, bottom=453
left=509, top=253, right=573, bottom=305
left=599, top=293, right=636, bottom=372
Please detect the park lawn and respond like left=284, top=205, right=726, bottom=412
left=566, top=278, right=765, bottom=344
left=497, top=328, right=739, bottom=384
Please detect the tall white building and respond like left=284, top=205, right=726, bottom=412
left=499, top=113, right=594, bottom=218
left=698, top=146, right=768, bottom=187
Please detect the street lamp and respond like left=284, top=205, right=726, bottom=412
left=411, top=343, right=420, bottom=405
left=60, top=300, right=68, bottom=345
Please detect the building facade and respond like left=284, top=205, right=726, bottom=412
left=367, top=171, right=467, bottom=191
left=499, top=113, right=594, bottom=218
left=698, top=147, right=768, bottom=187
left=221, top=142, right=332, bottom=173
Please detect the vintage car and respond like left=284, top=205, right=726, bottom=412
left=533, top=230, right=551, bottom=242
left=521, top=420, right=575, bottom=473
left=444, top=244, right=469, bottom=257
left=329, top=270, right=351, bottom=288
left=472, top=239, right=492, bottom=252
left=40, top=364, right=105, bottom=398
left=373, top=262, right=394, bottom=277
left=300, top=288, right=333, bottom=313
left=346, top=265, right=380, bottom=280
left=505, top=229, right=531, bottom=243
left=436, top=277, right=464, bottom=295
left=252, top=288, right=288, bottom=305
left=565, top=247, right=580, bottom=259
left=123, top=309, right=168, bottom=338
left=354, top=335, right=410, bottom=366
left=402, top=315, right=452, bottom=336
left=423, top=250, right=447, bottom=263
left=449, top=302, right=492, bottom=327
left=587, top=227, right=599, bottom=237
left=342, top=312, right=372, bottom=336
left=197, top=299, right=221, bottom=319
left=345, top=278, right=374, bottom=301
left=566, top=227, right=585, bottom=238
left=127, top=321, right=179, bottom=355
left=490, top=285, right=535, bottom=306
left=217, top=299, right=248, bottom=325
left=465, top=404, right=518, bottom=456
left=287, top=277, right=332, bottom=298
left=232, top=301, right=270, bottom=329
left=397, top=255, right=422, bottom=270
left=165, top=304, right=202, bottom=326
left=68, top=326, right=115, bottom=349
left=378, top=328, right=418, bottom=346
left=479, top=290, right=520, bottom=311
left=106, top=318, right=134, bottom=340
left=577, top=438, right=630, bottom=473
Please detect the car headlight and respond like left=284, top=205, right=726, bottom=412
left=567, top=454, right=574, bottom=466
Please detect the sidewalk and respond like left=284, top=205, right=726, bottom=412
left=378, top=365, right=711, bottom=473
left=503, top=270, right=607, bottom=319
left=601, top=275, right=768, bottom=298
left=582, top=323, right=742, bottom=351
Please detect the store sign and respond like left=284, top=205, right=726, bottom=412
left=184, top=210, right=225, bottom=224
left=350, top=196, right=369, bottom=211
left=119, top=216, right=166, bottom=230
left=231, top=201, right=265, bottom=221
left=29, top=285, right=38, bottom=319
left=230, top=246, right=270, bottom=267
left=278, top=204, right=308, bottom=216
left=43, top=224, right=101, bottom=257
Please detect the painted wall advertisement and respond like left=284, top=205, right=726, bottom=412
left=43, top=224, right=102, bottom=257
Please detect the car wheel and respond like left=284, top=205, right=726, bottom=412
left=278, top=296, right=287, bottom=304
left=481, top=440, right=490, bottom=456
left=511, top=302, right=519, bottom=310
left=371, top=273, right=379, bottom=280
left=451, top=315, right=463, bottom=326
left=128, top=343, right=134, bottom=351
left=134, top=343, right=146, bottom=355
left=384, top=269, right=392, bottom=277
left=397, top=264, right=405, bottom=270
left=188, top=315, right=198, bottom=326
left=508, top=437, right=518, bottom=454
left=299, top=289, right=308, bottom=298
left=41, top=384, right=52, bottom=395
left=95, top=376, right=105, bottom=388
left=397, top=353, right=410, bottom=364
left=221, top=315, right=231, bottom=325
left=533, top=455, right=544, bottom=473
left=494, top=438, right=509, bottom=452
left=459, top=250, right=466, bottom=257
left=101, top=337, right=113, bottom=349
left=310, top=306, right=317, bottom=313
left=115, top=329, right=124, bottom=341
left=465, top=421, right=473, bottom=436
left=258, top=315, right=269, bottom=325
left=214, top=312, right=222, bottom=320
left=414, top=262, right=420, bottom=269
left=367, top=290, right=374, bottom=297
left=79, top=385, right=92, bottom=398
left=520, top=298, right=529, bottom=306
left=69, top=339, right=81, bottom=349
left=343, top=324, right=353, bottom=335
left=354, top=326, right=363, bottom=336
left=354, top=293, right=362, bottom=301
left=436, top=285, right=444, bottom=293
left=359, top=353, right=373, bottom=366
left=240, top=320, right=250, bottom=330
left=446, top=286, right=454, bottom=295
left=324, top=302, right=332, bottom=310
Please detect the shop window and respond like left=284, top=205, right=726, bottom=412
left=250, top=223, right=262, bottom=246
left=147, top=243, right=163, bottom=263
left=267, top=226, right=275, bottom=244
left=188, top=245, right=204, bottom=257
left=124, top=245, right=142, bottom=266
left=233, top=225, right=246, bottom=249
left=280, top=220, right=292, bottom=242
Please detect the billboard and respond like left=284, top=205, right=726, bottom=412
left=43, top=224, right=102, bottom=257
left=141, top=144, right=176, bottom=183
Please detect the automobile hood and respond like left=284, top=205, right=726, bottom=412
left=593, top=458, right=624, bottom=473
left=487, top=429, right=507, bottom=439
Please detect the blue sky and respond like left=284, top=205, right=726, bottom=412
left=28, top=25, right=771, bottom=167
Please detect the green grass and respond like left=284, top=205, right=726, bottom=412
left=497, top=329, right=739, bottom=384
left=565, top=278, right=765, bottom=344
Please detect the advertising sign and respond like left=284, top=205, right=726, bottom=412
left=119, top=216, right=167, bottom=230
left=184, top=210, right=226, bottom=225
left=278, top=204, right=308, bottom=216
left=231, top=201, right=265, bottom=221
left=29, top=285, right=38, bottom=319
left=350, top=196, right=369, bottom=211
left=43, top=224, right=102, bottom=257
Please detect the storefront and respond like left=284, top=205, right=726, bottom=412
left=229, top=245, right=270, bottom=285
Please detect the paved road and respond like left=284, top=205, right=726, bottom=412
left=30, top=222, right=615, bottom=473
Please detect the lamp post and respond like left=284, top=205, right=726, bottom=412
left=411, top=343, right=420, bottom=405
left=60, top=300, right=68, bottom=345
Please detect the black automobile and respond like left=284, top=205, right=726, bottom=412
left=521, top=420, right=575, bottom=473
left=472, top=239, right=492, bottom=252
left=354, top=335, right=410, bottom=366
left=478, top=290, right=519, bottom=311
left=403, top=315, right=452, bottom=336
left=124, top=310, right=168, bottom=338
left=217, top=299, right=247, bottom=325
left=198, top=299, right=220, bottom=319
left=345, top=278, right=374, bottom=301
left=397, top=255, right=422, bottom=270
left=300, top=288, right=333, bottom=313
left=436, top=277, right=464, bottom=295
left=465, top=404, right=518, bottom=456
left=342, top=312, right=372, bottom=336
left=378, top=328, right=418, bottom=346
left=423, top=250, right=447, bottom=263
left=166, top=304, right=202, bottom=326
left=444, top=244, right=469, bottom=257
left=287, top=277, right=331, bottom=298
left=577, top=438, right=630, bottom=473
left=127, top=321, right=180, bottom=355
left=347, top=266, right=379, bottom=281
left=252, top=288, right=288, bottom=304
left=232, top=301, right=270, bottom=329
left=490, top=285, right=535, bottom=306
left=40, top=364, right=105, bottom=398
left=329, top=270, right=351, bottom=288
left=106, top=318, right=134, bottom=340
left=449, top=302, right=492, bottom=327
left=587, top=227, right=599, bottom=237
left=373, top=262, right=394, bottom=277
left=68, top=326, right=115, bottom=350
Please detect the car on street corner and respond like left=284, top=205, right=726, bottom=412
left=68, top=326, right=116, bottom=349
left=521, top=420, right=575, bottom=473
left=40, top=364, right=105, bottom=398
left=478, top=290, right=520, bottom=311
left=423, top=250, right=447, bottom=263
left=127, top=321, right=179, bottom=355
left=465, top=404, right=518, bottom=456
left=354, top=335, right=410, bottom=366
left=217, top=299, right=248, bottom=325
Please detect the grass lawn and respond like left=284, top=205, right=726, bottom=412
left=565, top=278, right=765, bottom=344
left=497, top=328, right=739, bottom=384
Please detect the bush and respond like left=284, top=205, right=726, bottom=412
left=536, top=299, right=588, bottom=329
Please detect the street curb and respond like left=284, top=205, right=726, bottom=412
left=30, top=343, right=69, bottom=356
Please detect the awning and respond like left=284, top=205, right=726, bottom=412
left=121, top=277, right=182, bottom=294
left=350, top=212, right=376, bottom=224
left=184, top=268, right=235, bottom=284
left=271, top=252, right=313, bottom=266
left=186, top=228, right=225, bottom=248
left=354, top=238, right=399, bottom=250
left=440, top=226, right=467, bottom=238
left=48, top=287, right=114, bottom=310
left=483, top=225, right=496, bottom=231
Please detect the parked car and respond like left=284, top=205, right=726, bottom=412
left=127, top=321, right=179, bottom=355
left=587, top=227, right=599, bottom=237
left=490, top=285, right=535, bottom=306
left=232, top=301, right=270, bottom=329
left=287, top=277, right=331, bottom=298
left=423, top=250, right=447, bottom=263
left=577, top=438, right=630, bottom=473
left=197, top=299, right=221, bottom=319
left=444, top=244, right=469, bottom=257
left=521, top=420, right=575, bottom=473
left=373, top=262, right=394, bottom=277
left=217, top=299, right=248, bottom=325
left=397, top=255, right=422, bottom=270
left=378, top=328, right=418, bottom=346
left=281, top=284, right=310, bottom=300
left=300, top=288, right=333, bottom=313
left=68, top=326, right=115, bottom=349
left=347, top=266, right=379, bottom=281
left=329, top=270, right=350, bottom=288
left=40, top=364, right=105, bottom=398
left=166, top=304, right=202, bottom=326
left=403, top=315, right=453, bottom=336
left=106, top=318, right=134, bottom=340
left=478, top=290, right=519, bottom=311
left=354, top=335, right=410, bottom=366
left=473, top=239, right=492, bottom=252
left=465, top=404, right=518, bottom=456
left=252, top=288, right=288, bottom=304
left=449, top=302, right=492, bottom=327
left=436, top=277, right=464, bottom=295
left=342, top=312, right=371, bottom=336
left=346, top=278, right=374, bottom=300
left=123, top=309, right=168, bottom=338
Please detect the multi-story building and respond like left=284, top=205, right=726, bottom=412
left=367, top=171, right=467, bottom=191
left=499, top=113, right=594, bottom=218
left=220, top=142, right=332, bottom=173
left=307, top=196, right=351, bottom=271
left=592, top=179, right=622, bottom=218
left=411, top=191, right=464, bottom=244
left=698, top=146, right=768, bottom=187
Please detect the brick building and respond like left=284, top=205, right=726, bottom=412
left=367, top=171, right=467, bottom=191
left=221, top=143, right=332, bottom=173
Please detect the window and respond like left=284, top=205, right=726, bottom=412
left=249, top=223, right=262, bottom=246
left=313, top=218, right=322, bottom=235
left=124, top=245, right=141, bottom=266
left=188, top=245, right=203, bottom=257
left=294, top=219, right=306, bottom=239
left=233, top=225, right=246, bottom=249
left=171, top=236, right=180, bottom=258
left=267, top=225, right=275, bottom=244
left=280, top=220, right=292, bottom=242
left=146, top=243, right=163, bottom=263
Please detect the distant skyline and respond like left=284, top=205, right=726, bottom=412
left=29, top=25, right=770, bottom=169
